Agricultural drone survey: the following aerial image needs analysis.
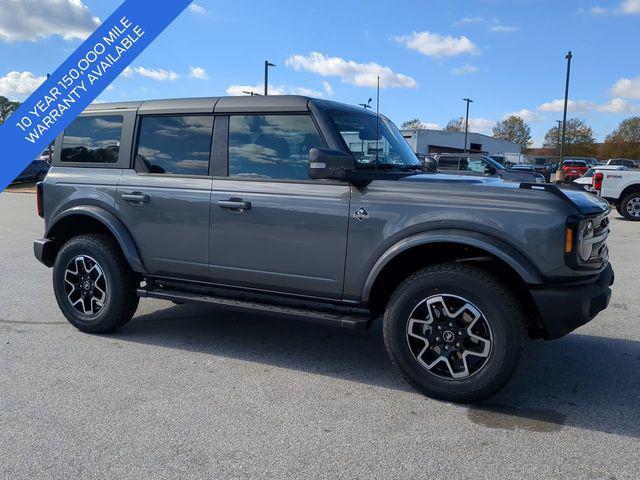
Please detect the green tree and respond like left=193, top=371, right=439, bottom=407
left=0, top=96, right=21, bottom=124
left=543, top=118, right=597, bottom=157
left=401, top=118, right=423, bottom=130
left=492, top=116, right=532, bottom=149
left=445, top=117, right=464, bottom=132
left=600, top=116, right=640, bottom=159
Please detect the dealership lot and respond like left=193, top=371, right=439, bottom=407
left=1, top=191, right=639, bottom=479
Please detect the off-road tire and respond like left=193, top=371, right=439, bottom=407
left=53, top=234, right=139, bottom=333
left=383, top=263, right=526, bottom=403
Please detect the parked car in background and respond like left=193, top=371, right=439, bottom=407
left=511, top=157, right=556, bottom=182
left=593, top=168, right=640, bottom=220
left=433, top=153, right=544, bottom=183
left=11, top=159, right=50, bottom=184
left=561, top=159, right=589, bottom=182
left=564, top=157, right=599, bottom=168
left=606, top=158, right=639, bottom=169
left=573, top=165, right=628, bottom=193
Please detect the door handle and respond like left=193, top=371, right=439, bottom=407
left=218, top=198, right=251, bottom=211
left=121, top=192, right=150, bottom=204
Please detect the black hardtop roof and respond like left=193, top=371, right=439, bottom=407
left=84, top=95, right=375, bottom=116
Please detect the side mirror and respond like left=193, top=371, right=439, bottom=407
left=308, top=148, right=354, bottom=181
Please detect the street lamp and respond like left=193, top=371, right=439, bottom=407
left=556, top=120, right=563, bottom=155
left=359, top=98, right=372, bottom=109
left=462, top=98, right=474, bottom=153
left=242, top=91, right=261, bottom=96
left=264, top=61, right=276, bottom=95
left=559, top=51, right=572, bottom=162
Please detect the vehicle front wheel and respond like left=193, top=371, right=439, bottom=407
left=53, top=234, right=139, bottom=333
left=620, top=193, right=640, bottom=221
left=383, top=263, right=526, bottom=403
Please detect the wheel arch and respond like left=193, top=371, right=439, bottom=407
left=363, top=230, right=544, bottom=336
left=620, top=183, right=640, bottom=199
left=45, top=206, right=146, bottom=273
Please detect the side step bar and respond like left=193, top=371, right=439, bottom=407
left=137, top=286, right=371, bottom=330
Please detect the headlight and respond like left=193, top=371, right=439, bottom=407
left=534, top=175, right=544, bottom=183
left=577, top=221, right=594, bottom=262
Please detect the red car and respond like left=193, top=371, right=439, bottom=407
left=562, top=159, right=588, bottom=182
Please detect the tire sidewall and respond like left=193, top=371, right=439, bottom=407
left=621, top=194, right=640, bottom=221
left=53, top=237, right=125, bottom=332
left=385, top=268, right=522, bottom=402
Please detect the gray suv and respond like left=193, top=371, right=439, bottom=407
left=34, top=95, right=613, bottom=403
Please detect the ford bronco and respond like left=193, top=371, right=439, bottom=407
left=34, top=95, right=613, bottom=403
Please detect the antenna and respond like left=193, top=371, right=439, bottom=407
left=375, top=76, right=380, bottom=171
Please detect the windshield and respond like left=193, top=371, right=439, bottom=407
left=327, top=109, right=421, bottom=170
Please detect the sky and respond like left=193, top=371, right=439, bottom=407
left=0, top=0, right=639, bottom=147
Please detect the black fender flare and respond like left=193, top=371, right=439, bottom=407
left=46, top=205, right=147, bottom=273
left=361, top=229, right=543, bottom=303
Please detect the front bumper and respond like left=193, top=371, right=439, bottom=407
left=530, top=263, right=614, bottom=339
left=34, top=238, right=55, bottom=267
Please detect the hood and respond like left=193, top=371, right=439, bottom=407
left=398, top=173, right=609, bottom=215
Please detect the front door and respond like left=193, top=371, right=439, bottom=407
left=115, top=114, right=215, bottom=280
left=209, top=114, right=350, bottom=299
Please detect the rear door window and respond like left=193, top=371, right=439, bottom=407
left=61, top=115, right=123, bottom=163
left=134, top=115, right=214, bottom=175
left=228, top=115, right=324, bottom=181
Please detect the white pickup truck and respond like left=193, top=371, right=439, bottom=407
left=593, top=169, right=640, bottom=220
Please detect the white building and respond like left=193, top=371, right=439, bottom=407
left=401, top=129, right=521, bottom=156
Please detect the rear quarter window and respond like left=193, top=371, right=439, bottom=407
left=61, top=115, right=123, bottom=163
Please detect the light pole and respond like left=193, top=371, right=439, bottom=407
left=264, top=61, right=276, bottom=95
left=556, top=120, right=562, bottom=155
left=559, top=51, right=572, bottom=162
left=462, top=98, right=474, bottom=153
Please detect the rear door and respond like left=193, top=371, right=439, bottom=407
left=115, top=114, right=215, bottom=280
left=209, top=114, right=350, bottom=299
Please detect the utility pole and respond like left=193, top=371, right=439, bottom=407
left=559, top=51, right=572, bottom=162
left=462, top=98, right=474, bottom=153
left=264, top=61, right=276, bottom=95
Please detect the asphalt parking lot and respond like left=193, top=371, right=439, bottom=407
left=1, top=191, right=639, bottom=480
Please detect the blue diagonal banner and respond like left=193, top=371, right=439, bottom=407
left=0, top=0, right=193, bottom=192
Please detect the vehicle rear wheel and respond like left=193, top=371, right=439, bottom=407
left=383, top=263, right=526, bottom=403
left=53, top=234, right=139, bottom=333
left=620, top=193, right=640, bottom=221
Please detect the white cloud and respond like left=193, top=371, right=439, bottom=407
left=588, top=1, right=640, bottom=15
left=322, top=81, right=334, bottom=96
left=0, top=71, right=46, bottom=100
left=188, top=3, right=209, bottom=14
left=620, top=0, right=640, bottom=14
left=538, top=99, right=596, bottom=112
left=0, top=0, right=100, bottom=42
left=456, top=17, right=485, bottom=25
left=123, top=67, right=179, bottom=81
left=610, top=76, right=640, bottom=99
left=597, top=98, right=640, bottom=113
left=503, top=109, right=544, bottom=122
left=451, top=64, right=480, bottom=75
left=394, top=31, right=480, bottom=58
left=189, top=66, right=209, bottom=80
left=285, top=52, right=417, bottom=88
left=467, top=118, right=495, bottom=135
left=226, top=84, right=324, bottom=97
left=490, top=23, right=518, bottom=33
